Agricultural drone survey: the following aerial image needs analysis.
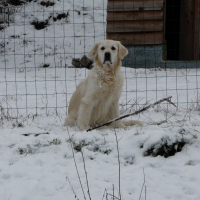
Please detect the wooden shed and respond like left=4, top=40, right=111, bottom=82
left=107, top=0, right=164, bottom=46
left=106, top=0, right=200, bottom=65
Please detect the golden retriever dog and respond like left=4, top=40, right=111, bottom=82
left=65, top=40, right=142, bottom=130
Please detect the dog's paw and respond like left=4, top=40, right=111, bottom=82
left=123, top=120, right=142, bottom=127
left=64, top=116, right=75, bottom=127
left=109, top=121, right=126, bottom=128
left=77, top=121, right=89, bottom=131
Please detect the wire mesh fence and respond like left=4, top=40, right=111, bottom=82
left=0, top=0, right=200, bottom=124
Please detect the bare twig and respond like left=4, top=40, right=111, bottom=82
left=114, top=129, right=121, bottom=200
left=87, top=96, right=176, bottom=131
left=67, top=128, right=87, bottom=200
left=106, top=193, right=120, bottom=200
left=120, top=97, right=144, bottom=115
left=113, top=184, right=114, bottom=200
left=66, top=177, right=79, bottom=200
left=81, top=149, right=92, bottom=200
left=139, top=168, right=146, bottom=200
left=145, top=185, right=147, bottom=200
left=102, top=189, right=107, bottom=200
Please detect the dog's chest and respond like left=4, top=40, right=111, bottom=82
left=95, top=71, right=123, bottom=96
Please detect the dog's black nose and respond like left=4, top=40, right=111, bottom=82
left=105, top=52, right=111, bottom=61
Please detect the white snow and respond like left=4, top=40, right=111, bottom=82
left=1, top=0, right=200, bottom=200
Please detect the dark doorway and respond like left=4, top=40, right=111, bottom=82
left=165, top=0, right=181, bottom=60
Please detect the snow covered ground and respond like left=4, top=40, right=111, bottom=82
left=1, top=66, right=200, bottom=200
left=1, top=0, right=200, bottom=200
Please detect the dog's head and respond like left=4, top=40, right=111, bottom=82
left=88, top=40, right=128, bottom=69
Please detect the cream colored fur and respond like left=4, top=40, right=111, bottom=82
left=65, top=40, right=142, bottom=130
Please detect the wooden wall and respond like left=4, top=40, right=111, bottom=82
left=106, top=0, right=164, bottom=46
left=179, top=0, right=200, bottom=60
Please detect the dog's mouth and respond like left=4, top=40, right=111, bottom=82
left=103, top=52, right=112, bottom=64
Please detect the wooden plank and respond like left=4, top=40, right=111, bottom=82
left=194, top=0, right=200, bottom=60
left=107, top=0, right=164, bottom=12
left=163, top=0, right=166, bottom=42
left=179, top=0, right=194, bottom=60
left=107, top=11, right=163, bottom=21
left=107, top=32, right=163, bottom=45
left=179, top=0, right=200, bottom=60
left=107, top=20, right=163, bottom=33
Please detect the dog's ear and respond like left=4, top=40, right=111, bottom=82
left=117, top=42, right=128, bottom=60
left=88, top=42, right=99, bottom=57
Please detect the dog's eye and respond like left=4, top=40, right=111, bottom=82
left=111, top=46, right=116, bottom=50
left=101, top=47, right=105, bottom=50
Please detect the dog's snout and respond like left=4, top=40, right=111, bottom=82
left=103, top=51, right=112, bottom=64
left=105, top=52, right=111, bottom=60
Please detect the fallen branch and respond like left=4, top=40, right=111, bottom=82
left=87, top=96, right=176, bottom=132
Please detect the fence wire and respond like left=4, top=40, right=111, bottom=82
left=0, top=0, right=200, bottom=124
